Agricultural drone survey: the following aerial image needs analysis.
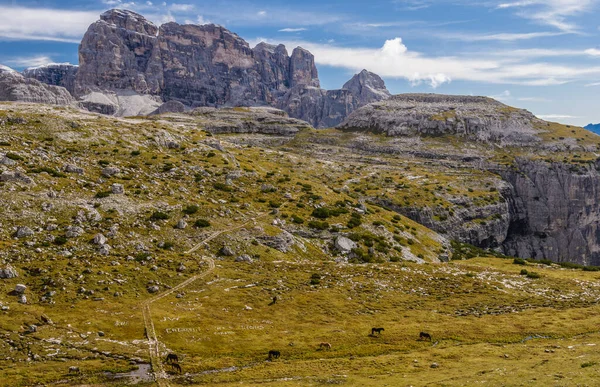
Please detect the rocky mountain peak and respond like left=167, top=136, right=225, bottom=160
left=290, top=47, right=320, bottom=88
left=99, top=9, right=158, bottom=35
left=342, top=69, right=391, bottom=105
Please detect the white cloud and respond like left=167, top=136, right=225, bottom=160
left=517, top=97, right=551, bottom=102
left=170, top=3, right=194, bottom=12
left=252, top=36, right=600, bottom=88
left=537, top=114, right=579, bottom=120
left=488, top=90, right=511, bottom=101
left=0, top=6, right=99, bottom=43
left=585, top=82, right=600, bottom=87
left=4, top=55, right=54, bottom=68
left=257, top=11, right=267, bottom=16
left=279, top=28, right=308, bottom=32
left=440, top=31, right=566, bottom=42
left=496, top=0, right=595, bottom=32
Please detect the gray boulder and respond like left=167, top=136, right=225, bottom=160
left=0, top=264, right=18, bottom=279
left=235, top=254, right=253, bottom=263
left=15, top=226, right=34, bottom=238
left=335, top=236, right=357, bottom=253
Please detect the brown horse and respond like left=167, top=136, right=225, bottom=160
left=419, top=332, right=432, bottom=341
left=371, top=327, right=385, bottom=336
left=319, top=342, right=332, bottom=350
left=268, top=350, right=281, bottom=359
left=165, top=353, right=179, bottom=363
left=168, top=363, right=182, bottom=373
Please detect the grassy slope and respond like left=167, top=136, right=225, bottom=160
left=0, top=103, right=599, bottom=386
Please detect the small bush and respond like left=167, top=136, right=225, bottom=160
left=207, top=152, right=216, bottom=157
left=291, top=215, right=304, bottom=224
left=5, top=153, right=23, bottom=161
left=583, top=266, right=600, bottom=272
left=161, top=241, right=175, bottom=250
left=194, top=219, right=211, bottom=228
left=310, top=273, right=321, bottom=285
left=213, top=182, right=232, bottom=192
left=131, top=150, right=141, bottom=156
left=520, top=269, right=528, bottom=275
left=95, top=191, right=111, bottom=199
left=308, top=221, right=329, bottom=230
left=150, top=211, right=169, bottom=221
left=312, top=207, right=330, bottom=219
left=347, top=213, right=362, bottom=228
left=269, top=200, right=282, bottom=208
left=581, top=361, right=597, bottom=368
left=526, top=271, right=541, bottom=279
left=53, top=236, right=68, bottom=246
left=513, top=258, right=526, bottom=265
left=183, top=204, right=199, bottom=215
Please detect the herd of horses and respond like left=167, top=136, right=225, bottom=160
left=67, top=328, right=433, bottom=376
left=161, top=328, right=433, bottom=374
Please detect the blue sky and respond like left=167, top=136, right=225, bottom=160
left=1, top=0, right=600, bottom=126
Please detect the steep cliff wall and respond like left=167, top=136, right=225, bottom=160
left=69, top=9, right=390, bottom=125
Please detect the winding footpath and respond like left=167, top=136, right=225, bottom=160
left=141, top=213, right=266, bottom=386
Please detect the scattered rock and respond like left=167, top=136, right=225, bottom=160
left=147, top=286, right=159, bottom=293
left=0, top=264, right=18, bottom=279
left=99, top=244, right=111, bottom=256
left=101, top=167, right=120, bottom=177
left=18, top=295, right=27, bottom=304
left=175, top=219, right=187, bottom=229
left=177, top=263, right=186, bottom=272
left=235, top=255, right=253, bottom=263
left=430, top=363, right=439, bottom=369
left=65, top=226, right=84, bottom=238
left=15, top=226, right=34, bottom=238
left=335, top=236, right=357, bottom=253
left=220, top=245, right=235, bottom=256
left=14, top=284, right=27, bottom=294
left=111, top=183, right=125, bottom=194
left=93, top=233, right=107, bottom=245
left=64, top=164, right=84, bottom=174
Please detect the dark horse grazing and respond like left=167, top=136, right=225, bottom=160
left=168, top=363, right=182, bottom=373
left=268, top=350, right=281, bottom=359
left=166, top=353, right=179, bottom=363
left=419, top=332, right=432, bottom=341
left=371, top=327, right=385, bottom=335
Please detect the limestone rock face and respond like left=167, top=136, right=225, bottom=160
left=76, top=9, right=163, bottom=96
left=22, top=64, right=78, bottom=95
left=0, top=65, right=73, bottom=105
left=342, top=69, right=391, bottom=106
left=500, top=159, right=600, bottom=266
left=72, top=10, right=390, bottom=126
left=340, top=94, right=540, bottom=146
left=289, top=47, right=320, bottom=88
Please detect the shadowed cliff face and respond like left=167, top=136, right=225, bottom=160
left=501, top=159, right=600, bottom=266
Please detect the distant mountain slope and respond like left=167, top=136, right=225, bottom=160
left=585, top=123, right=600, bottom=134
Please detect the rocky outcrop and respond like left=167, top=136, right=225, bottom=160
left=0, top=65, right=73, bottom=105
left=280, top=70, right=390, bottom=128
left=70, top=9, right=390, bottom=126
left=341, top=92, right=600, bottom=264
left=22, top=64, right=78, bottom=95
left=289, top=47, right=320, bottom=88
left=76, top=9, right=163, bottom=96
left=191, top=106, right=311, bottom=135
left=340, top=94, right=540, bottom=146
left=342, top=70, right=391, bottom=106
